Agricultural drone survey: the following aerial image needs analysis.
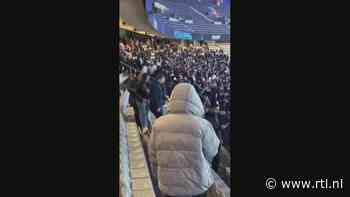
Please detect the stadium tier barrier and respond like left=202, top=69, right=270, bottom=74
left=119, top=94, right=132, bottom=197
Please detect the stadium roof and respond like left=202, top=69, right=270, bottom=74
left=119, top=0, right=162, bottom=36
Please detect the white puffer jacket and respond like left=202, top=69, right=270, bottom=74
left=149, top=83, right=220, bottom=196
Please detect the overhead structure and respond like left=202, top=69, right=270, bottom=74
left=119, top=0, right=163, bottom=36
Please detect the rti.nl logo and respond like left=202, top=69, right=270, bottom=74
left=266, top=178, right=344, bottom=190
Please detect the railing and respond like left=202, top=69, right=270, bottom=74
left=119, top=98, right=132, bottom=197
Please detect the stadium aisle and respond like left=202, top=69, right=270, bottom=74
left=126, top=107, right=156, bottom=197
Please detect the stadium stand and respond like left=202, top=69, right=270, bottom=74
left=119, top=29, right=231, bottom=196
left=118, top=1, right=231, bottom=196
left=152, top=0, right=229, bottom=34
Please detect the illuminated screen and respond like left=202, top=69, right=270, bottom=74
left=174, top=31, right=192, bottom=40
left=145, top=0, right=230, bottom=41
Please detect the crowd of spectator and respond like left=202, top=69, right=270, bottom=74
left=119, top=32, right=231, bottom=151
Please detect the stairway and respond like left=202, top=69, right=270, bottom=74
left=127, top=122, right=156, bottom=197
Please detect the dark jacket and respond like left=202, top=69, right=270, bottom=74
left=126, top=79, right=138, bottom=107
left=203, top=89, right=222, bottom=141
left=136, top=80, right=150, bottom=102
left=149, top=79, right=165, bottom=113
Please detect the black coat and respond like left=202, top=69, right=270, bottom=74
left=149, top=79, right=165, bottom=113
left=136, top=80, right=150, bottom=102
left=126, top=79, right=138, bottom=107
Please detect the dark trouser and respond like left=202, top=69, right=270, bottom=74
left=223, top=127, right=230, bottom=150
left=132, top=104, right=141, bottom=129
left=205, top=113, right=222, bottom=141
left=164, top=191, right=207, bottom=197
left=136, top=100, right=150, bottom=130
left=212, top=143, right=221, bottom=173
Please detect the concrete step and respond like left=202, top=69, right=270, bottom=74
left=126, top=121, right=156, bottom=197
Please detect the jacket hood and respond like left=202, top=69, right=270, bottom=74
left=167, top=83, right=205, bottom=116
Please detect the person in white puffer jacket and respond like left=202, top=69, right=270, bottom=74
left=149, top=83, right=220, bottom=197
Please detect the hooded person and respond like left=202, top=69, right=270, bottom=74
left=149, top=83, right=220, bottom=197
